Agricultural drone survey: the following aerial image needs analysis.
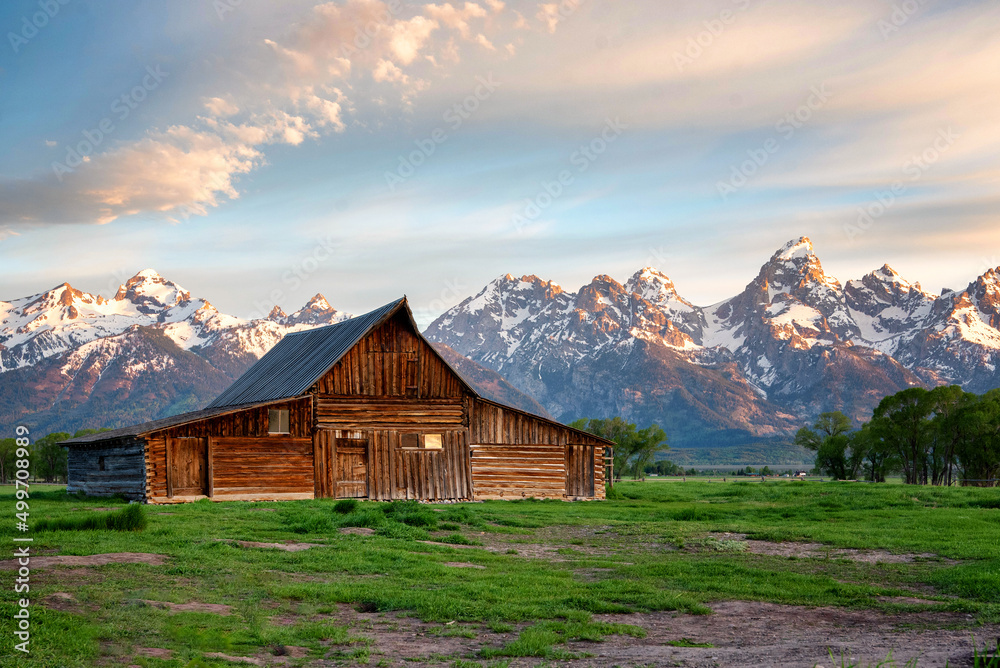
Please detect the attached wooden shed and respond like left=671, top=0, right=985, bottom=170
left=63, top=298, right=611, bottom=503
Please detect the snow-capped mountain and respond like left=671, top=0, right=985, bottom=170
left=5, top=239, right=1000, bottom=447
left=0, top=270, right=351, bottom=373
left=0, top=271, right=546, bottom=436
left=426, top=238, right=1000, bottom=445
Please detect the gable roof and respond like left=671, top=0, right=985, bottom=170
left=208, top=297, right=474, bottom=408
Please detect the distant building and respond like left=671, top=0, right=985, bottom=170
left=63, top=298, right=611, bottom=503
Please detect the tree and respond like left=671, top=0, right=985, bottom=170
left=795, top=412, right=862, bottom=480
left=571, top=418, right=669, bottom=480
left=924, top=386, right=976, bottom=486
left=851, top=423, right=895, bottom=482
left=953, top=390, right=1000, bottom=487
left=33, top=432, right=70, bottom=483
left=629, top=424, right=668, bottom=480
left=0, top=438, right=16, bottom=484
left=646, top=459, right=684, bottom=476
left=870, top=388, right=932, bottom=485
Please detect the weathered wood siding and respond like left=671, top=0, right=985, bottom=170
left=470, top=443, right=566, bottom=500
left=145, top=399, right=312, bottom=503
left=313, top=428, right=472, bottom=501
left=315, top=397, right=465, bottom=429
left=313, top=311, right=464, bottom=398
left=66, top=441, right=146, bottom=501
left=468, top=398, right=606, bottom=447
left=209, top=436, right=314, bottom=501
left=469, top=398, right=607, bottom=500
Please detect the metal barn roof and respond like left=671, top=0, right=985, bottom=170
left=207, top=298, right=408, bottom=409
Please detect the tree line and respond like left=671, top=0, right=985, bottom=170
left=0, top=429, right=108, bottom=484
left=795, top=386, right=1000, bottom=486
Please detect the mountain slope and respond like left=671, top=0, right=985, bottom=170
left=426, top=238, right=1000, bottom=444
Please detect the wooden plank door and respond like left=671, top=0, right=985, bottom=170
left=167, top=437, right=208, bottom=497
left=335, top=438, right=369, bottom=498
left=314, top=430, right=335, bottom=499
left=565, top=445, right=595, bottom=498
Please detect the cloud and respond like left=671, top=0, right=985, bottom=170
left=425, top=3, right=488, bottom=39
left=204, top=97, right=240, bottom=117
left=372, top=58, right=409, bottom=84
left=2, top=0, right=526, bottom=228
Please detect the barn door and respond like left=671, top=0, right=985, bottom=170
left=167, top=438, right=209, bottom=497
left=565, top=445, right=595, bottom=498
left=314, top=430, right=334, bottom=499
left=335, top=438, right=369, bottom=498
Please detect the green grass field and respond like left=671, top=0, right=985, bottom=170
left=0, top=480, right=998, bottom=667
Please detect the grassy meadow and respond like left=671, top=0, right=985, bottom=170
left=0, top=480, right=998, bottom=667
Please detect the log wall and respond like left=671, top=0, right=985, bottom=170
left=210, top=436, right=314, bottom=501
left=66, top=440, right=146, bottom=500
left=144, top=398, right=312, bottom=503
left=470, top=443, right=566, bottom=500
left=468, top=399, right=607, bottom=500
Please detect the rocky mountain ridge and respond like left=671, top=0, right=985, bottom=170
left=424, top=238, right=1000, bottom=445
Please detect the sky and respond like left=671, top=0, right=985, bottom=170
left=1, top=0, right=998, bottom=327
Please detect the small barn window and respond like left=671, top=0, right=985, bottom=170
left=399, top=433, right=443, bottom=450
left=98, top=456, right=106, bottom=471
left=268, top=409, right=290, bottom=434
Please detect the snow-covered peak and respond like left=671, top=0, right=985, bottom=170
left=775, top=236, right=814, bottom=262
left=304, top=294, right=332, bottom=311
left=114, top=270, right=191, bottom=314
left=625, top=267, right=695, bottom=312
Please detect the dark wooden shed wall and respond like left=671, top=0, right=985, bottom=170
left=66, top=440, right=146, bottom=500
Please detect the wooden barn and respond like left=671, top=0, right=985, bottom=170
left=62, top=298, right=611, bottom=503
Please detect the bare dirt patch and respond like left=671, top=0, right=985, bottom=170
left=35, top=566, right=105, bottom=587
left=215, top=539, right=321, bottom=552
left=588, top=601, right=995, bottom=668
left=339, top=527, right=375, bottom=536
left=204, top=652, right=268, bottom=666
left=304, top=600, right=995, bottom=667
left=134, top=648, right=174, bottom=659
left=706, top=532, right=954, bottom=564
left=41, top=592, right=96, bottom=614
left=442, top=562, right=486, bottom=569
left=141, top=600, right=233, bottom=615
left=0, top=553, right=168, bottom=569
